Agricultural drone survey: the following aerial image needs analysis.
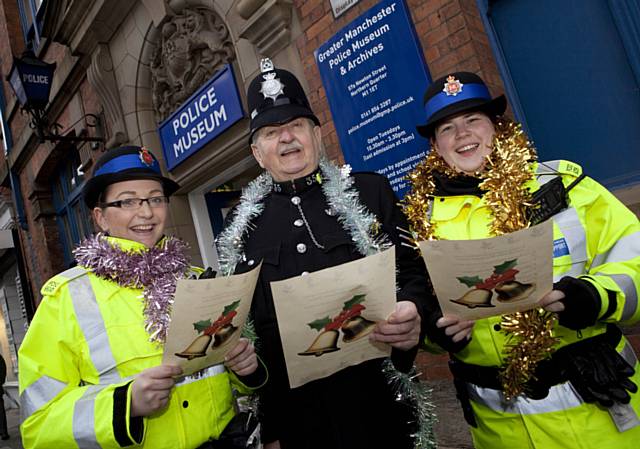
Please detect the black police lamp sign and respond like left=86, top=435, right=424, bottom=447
left=159, top=64, right=244, bottom=170
left=315, top=0, right=431, bottom=198
left=8, top=60, right=54, bottom=108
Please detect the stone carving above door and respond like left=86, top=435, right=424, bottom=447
left=150, top=8, right=235, bottom=122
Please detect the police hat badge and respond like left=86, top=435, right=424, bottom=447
left=246, top=58, right=320, bottom=138
left=259, top=58, right=284, bottom=102
left=442, top=75, right=464, bottom=96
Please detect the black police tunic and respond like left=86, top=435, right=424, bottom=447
left=230, top=171, right=431, bottom=449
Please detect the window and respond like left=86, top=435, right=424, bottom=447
left=51, top=151, right=92, bottom=267
left=18, top=0, right=45, bottom=53
left=0, top=74, right=11, bottom=154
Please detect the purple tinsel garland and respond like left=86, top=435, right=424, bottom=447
left=73, top=233, right=191, bottom=343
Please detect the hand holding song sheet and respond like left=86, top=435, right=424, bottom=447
left=162, top=263, right=261, bottom=375
left=419, top=220, right=553, bottom=320
left=271, top=247, right=396, bottom=388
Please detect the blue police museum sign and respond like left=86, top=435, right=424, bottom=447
left=315, top=0, right=432, bottom=197
left=159, top=64, right=244, bottom=170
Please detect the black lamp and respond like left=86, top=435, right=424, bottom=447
left=7, top=51, right=104, bottom=145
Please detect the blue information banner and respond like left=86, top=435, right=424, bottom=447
left=315, top=0, right=431, bottom=197
left=159, top=64, right=244, bottom=170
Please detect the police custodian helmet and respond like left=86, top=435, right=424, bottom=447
left=416, top=71, right=507, bottom=138
left=247, top=58, right=320, bottom=139
left=83, top=145, right=180, bottom=208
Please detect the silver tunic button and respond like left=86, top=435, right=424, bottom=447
left=296, top=243, right=307, bottom=253
left=301, top=271, right=310, bottom=276
left=247, top=259, right=255, bottom=266
left=294, top=219, right=304, bottom=227
left=291, top=196, right=301, bottom=205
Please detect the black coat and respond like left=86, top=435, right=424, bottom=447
left=230, top=171, right=433, bottom=449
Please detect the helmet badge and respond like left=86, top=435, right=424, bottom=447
left=443, top=75, right=464, bottom=96
left=259, top=58, right=285, bottom=101
left=139, top=147, right=155, bottom=166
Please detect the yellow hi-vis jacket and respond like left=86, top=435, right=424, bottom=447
left=19, top=237, right=262, bottom=449
left=426, top=161, right=640, bottom=449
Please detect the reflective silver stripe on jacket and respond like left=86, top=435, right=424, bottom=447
left=468, top=380, right=583, bottom=415
left=535, top=161, right=562, bottom=186
left=592, top=231, right=640, bottom=268
left=536, top=160, right=562, bottom=175
left=21, top=267, right=91, bottom=422
left=467, top=342, right=637, bottom=414
left=73, top=385, right=105, bottom=449
left=597, top=272, right=639, bottom=321
left=69, top=274, right=122, bottom=384
left=552, top=207, right=587, bottom=279
left=20, top=375, right=67, bottom=422
left=175, top=364, right=226, bottom=387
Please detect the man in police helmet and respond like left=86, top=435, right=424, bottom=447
left=217, top=59, right=434, bottom=449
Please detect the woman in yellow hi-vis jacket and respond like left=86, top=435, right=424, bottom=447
left=19, top=146, right=266, bottom=449
left=406, top=72, right=640, bottom=449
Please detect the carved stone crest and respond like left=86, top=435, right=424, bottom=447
left=150, top=8, right=235, bottom=122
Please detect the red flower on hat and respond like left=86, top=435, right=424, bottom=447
left=139, top=147, right=154, bottom=166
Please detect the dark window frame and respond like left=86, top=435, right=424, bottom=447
left=17, top=0, right=45, bottom=53
left=51, top=153, right=92, bottom=267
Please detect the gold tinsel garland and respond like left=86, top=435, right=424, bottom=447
left=500, top=309, right=558, bottom=400
left=404, top=119, right=559, bottom=400
left=404, top=145, right=457, bottom=241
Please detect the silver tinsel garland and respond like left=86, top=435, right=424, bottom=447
left=217, top=172, right=272, bottom=276
left=383, top=360, right=438, bottom=449
left=215, top=158, right=437, bottom=448
left=319, top=159, right=392, bottom=255
left=73, top=234, right=191, bottom=343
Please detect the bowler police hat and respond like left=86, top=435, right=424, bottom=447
left=247, top=58, right=320, bottom=139
left=416, top=72, right=506, bottom=138
left=83, top=145, right=180, bottom=208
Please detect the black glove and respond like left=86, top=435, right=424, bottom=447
left=553, top=276, right=601, bottom=330
left=557, top=337, right=637, bottom=407
left=198, top=267, right=217, bottom=279
left=215, top=411, right=260, bottom=449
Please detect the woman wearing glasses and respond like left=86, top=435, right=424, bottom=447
left=18, top=146, right=265, bottom=448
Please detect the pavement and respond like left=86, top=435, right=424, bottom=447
left=427, top=379, right=474, bottom=449
left=0, top=381, right=471, bottom=449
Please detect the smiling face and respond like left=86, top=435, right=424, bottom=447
left=251, top=117, right=322, bottom=182
left=431, top=111, right=496, bottom=175
left=93, top=179, right=168, bottom=248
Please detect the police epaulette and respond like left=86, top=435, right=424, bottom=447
left=536, top=160, right=583, bottom=178
left=40, top=266, right=88, bottom=296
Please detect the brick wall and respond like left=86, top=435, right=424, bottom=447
left=0, top=0, right=27, bottom=159
left=0, top=0, right=24, bottom=98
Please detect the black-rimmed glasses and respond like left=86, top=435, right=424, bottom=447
left=99, top=196, right=169, bottom=210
